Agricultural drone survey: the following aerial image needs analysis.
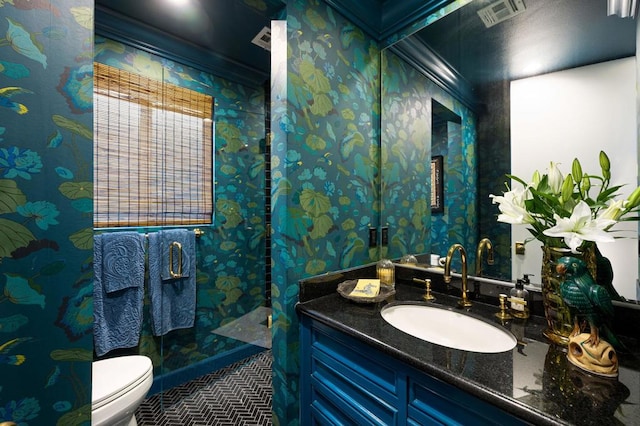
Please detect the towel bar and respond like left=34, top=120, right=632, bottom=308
left=168, top=241, right=183, bottom=278
left=142, top=228, right=204, bottom=240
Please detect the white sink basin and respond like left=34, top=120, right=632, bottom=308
left=380, top=303, right=517, bottom=353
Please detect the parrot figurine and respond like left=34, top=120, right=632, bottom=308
left=555, top=256, right=622, bottom=350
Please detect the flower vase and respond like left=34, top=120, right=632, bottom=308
left=540, top=243, right=597, bottom=346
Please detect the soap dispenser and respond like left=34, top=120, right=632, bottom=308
left=509, top=279, right=529, bottom=319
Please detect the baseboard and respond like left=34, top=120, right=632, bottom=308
left=148, top=343, right=267, bottom=396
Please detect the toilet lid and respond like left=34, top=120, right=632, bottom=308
left=92, top=355, right=153, bottom=408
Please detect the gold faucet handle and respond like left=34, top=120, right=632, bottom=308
left=495, top=293, right=512, bottom=320
left=412, top=278, right=436, bottom=301
left=423, top=279, right=435, bottom=301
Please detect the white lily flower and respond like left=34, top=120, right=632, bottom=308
left=543, top=200, right=615, bottom=252
left=597, top=199, right=624, bottom=222
left=547, top=162, right=564, bottom=194
left=490, top=187, right=535, bottom=225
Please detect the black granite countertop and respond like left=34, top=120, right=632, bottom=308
left=297, top=279, right=640, bottom=426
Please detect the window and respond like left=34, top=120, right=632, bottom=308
left=93, top=62, right=213, bottom=228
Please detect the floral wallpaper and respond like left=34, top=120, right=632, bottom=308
left=381, top=49, right=478, bottom=266
left=0, top=1, right=267, bottom=423
left=94, top=37, right=267, bottom=375
left=0, top=1, right=94, bottom=424
left=271, top=0, right=381, bottom=423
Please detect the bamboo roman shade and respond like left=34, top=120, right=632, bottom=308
left=93, top=62, right=213, bottom=228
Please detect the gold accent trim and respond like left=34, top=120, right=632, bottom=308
left=168, top=241, right=183, bottom=278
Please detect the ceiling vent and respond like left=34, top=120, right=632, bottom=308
left=477, top=0, right=526, bottom=28
left=251, top=26, right=271, bottom=51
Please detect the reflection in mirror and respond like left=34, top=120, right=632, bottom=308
left=380, top=47, right=478, bottom=268
left=431, top=100, right=461, bottom=255
left=381, top=0, right=639, bottom=302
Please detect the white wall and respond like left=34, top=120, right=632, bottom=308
left=511, top=57, right=638, bottom=300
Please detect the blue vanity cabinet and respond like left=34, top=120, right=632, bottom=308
left=300, top=315, right=526, bottom=425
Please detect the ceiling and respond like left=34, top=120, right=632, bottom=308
left=414, top=0, right=637, bottom=88
left=95, top=0, right=286, bottom=86
left=94, top=0, right=453, bottom=86
left=95, top=0, right=637, bottom=90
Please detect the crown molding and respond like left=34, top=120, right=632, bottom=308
left=389, top=36, right=479, bottom=111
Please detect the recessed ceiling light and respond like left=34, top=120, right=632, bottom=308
left=166, top=0, right=190, bottom=6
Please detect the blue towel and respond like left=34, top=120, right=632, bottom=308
left=93, top=233, right=145, bottom=356
left=148, top=229, right=197, bottom=336
left=100, top=232, right=146, bottom=292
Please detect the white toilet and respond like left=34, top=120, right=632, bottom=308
left=92, top=355, right=153, bottom=426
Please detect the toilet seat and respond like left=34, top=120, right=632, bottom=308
left=92, top=355, right=153, bottom=410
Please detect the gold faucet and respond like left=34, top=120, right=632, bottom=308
left=443, top=243, right=472, bottom=308
left=475, top=237, right=495, bottom=276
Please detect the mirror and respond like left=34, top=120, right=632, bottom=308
left=381, top=0, right=639, bottom=302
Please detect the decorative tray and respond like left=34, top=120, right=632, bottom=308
left=337, top=279, right=396, bottom=304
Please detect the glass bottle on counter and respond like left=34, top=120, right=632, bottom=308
left=509, top=279, right=529, bottom=319
left=376, top=258, right=395, bottom=290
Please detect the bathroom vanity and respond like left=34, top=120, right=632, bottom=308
left=297, top=273, right=640, bottom=425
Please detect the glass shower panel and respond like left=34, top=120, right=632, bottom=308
left=154, top=63, right=269, bottom=409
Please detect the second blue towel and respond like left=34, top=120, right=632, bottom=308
left=148, top=229, right=197, bottom=336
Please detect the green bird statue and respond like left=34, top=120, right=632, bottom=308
left=555, top=256, right=622, bottom=350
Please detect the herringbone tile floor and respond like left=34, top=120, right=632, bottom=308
left=135, top=350, right=272, bottom=425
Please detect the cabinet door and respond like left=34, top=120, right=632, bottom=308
left=301, top=318, right=404, bottom=425
left=409, top=375, right=524, bottom=425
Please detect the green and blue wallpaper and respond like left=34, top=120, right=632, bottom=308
left=271, top=0, right=381, bottom=423
left=0, top=1, right=267, bottom=424
left=0, top=2, right=94, bottom=424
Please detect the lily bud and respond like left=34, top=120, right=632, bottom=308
left=548, top=162, right=564, bottom=194
left=571, top=158, right=583, bottom=182
left=531, top=170, right=541, bottom=189
left=626, top=186, right=640, bottom=210
left=599, top=151, right=611, bottom=179
left=561, top=174, right=574, bottom=202
left=581, top=175, right=591, bottom=194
